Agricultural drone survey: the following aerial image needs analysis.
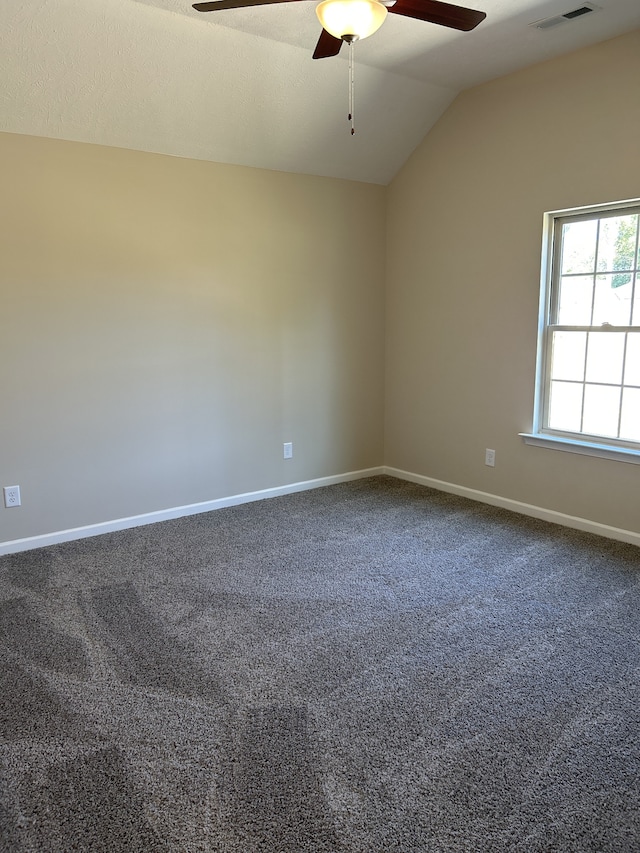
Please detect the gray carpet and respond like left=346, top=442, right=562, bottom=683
left=1, top=475, right=639, bottom=852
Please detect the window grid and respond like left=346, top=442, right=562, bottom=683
left=541, top=201, right=640, bottom=449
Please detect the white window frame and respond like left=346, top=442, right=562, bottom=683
left=521, top=197, right=640, bottom=465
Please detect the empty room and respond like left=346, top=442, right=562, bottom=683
left=1, top=0, right=640, bottom=849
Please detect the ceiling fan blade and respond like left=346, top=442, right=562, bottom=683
left=388, top=0, right=485, bottom=31
left=193, top=0, right=301, bottom=11
left=313, top=29, right=343, bottom=59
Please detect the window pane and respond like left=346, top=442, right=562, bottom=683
left=597, top=214, right=638, bottom=273
left=557, top=275, right=594, bottom=325
left=550, top=331, right=586, bottom=381
left=620, top=387, right=640, bottom=441
left=624, top=333, right=640, bottom=386
left=592, top=274, right=633, bottom=326
left=548, top=381, right=583, bottom=432
left=582, top=384, right=621, bottom=438
left=561, top=220, right=597, bottom=275
left=585, top=332, right=625, bottom=384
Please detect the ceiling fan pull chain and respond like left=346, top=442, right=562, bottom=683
left=348, top=39, right=355, bottom=135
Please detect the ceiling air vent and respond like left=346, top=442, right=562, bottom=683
left=564, top=5, right=593, bottom=18
left=531, top=3, right=600, bottom=30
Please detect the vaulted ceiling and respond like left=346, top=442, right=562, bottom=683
left=2, top=0, right=639, bottom=184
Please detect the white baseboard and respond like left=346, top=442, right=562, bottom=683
left=383, top=466, right=640, bottom=548
left=2, top=465, right=638, bottom=556
left=0, top=467, right=384, bottom=557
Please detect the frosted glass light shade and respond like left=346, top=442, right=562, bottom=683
left=316, top=0, right=387, bottom=40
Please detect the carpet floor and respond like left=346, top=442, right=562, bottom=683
left=1, top=475, right=639, bottom=852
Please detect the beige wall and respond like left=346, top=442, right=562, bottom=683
left=386, top=30, right=640, bottom=535
left=0, top=133, right=386, bottom=541
left=3, top=29, right=640, bottom=548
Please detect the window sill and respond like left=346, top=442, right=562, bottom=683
left=519, top=433, right=640, bottom=465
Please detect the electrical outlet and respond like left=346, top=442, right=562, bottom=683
left=283, top=442, right=293, bottom=460
left=3, top=485, right=21, bottom=507
left=485, top=449, right=496, bottom=468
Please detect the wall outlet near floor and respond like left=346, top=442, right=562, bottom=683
left=485, top=449, right=496, bottom=468
left=3, top=485, right=21, bottom=507
left=283, top=442, right=293, bottom=460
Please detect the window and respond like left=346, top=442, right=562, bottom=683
left=522, top=198, right=640, bottom=463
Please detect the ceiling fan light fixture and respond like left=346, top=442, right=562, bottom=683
left=316, top=0, right=387, bottom=41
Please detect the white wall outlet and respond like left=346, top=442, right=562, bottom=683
left=485, top=449, right=496, bottom=467
left=283, top=442, right=293, bottom=459
left=3, top=485, right=21, bottom=507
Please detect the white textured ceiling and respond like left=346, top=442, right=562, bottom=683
left=1, top=0, right=639, bottom=184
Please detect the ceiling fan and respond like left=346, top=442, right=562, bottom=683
left=192, top=0, right=486, bottom=60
